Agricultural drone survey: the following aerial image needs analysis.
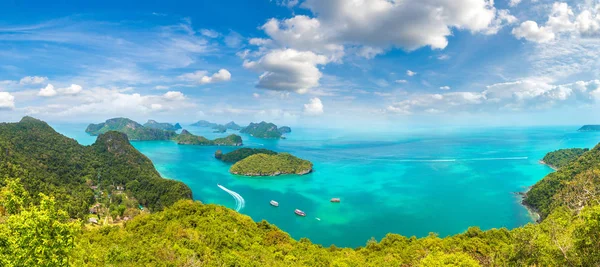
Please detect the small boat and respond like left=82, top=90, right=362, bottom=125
left=270, top=200, right=279, bottom=207
left=294, top=209, right=306, bottom=216
left=316, top=218, right=321, bottom=221
left=330, top=198, right=341, bottom=203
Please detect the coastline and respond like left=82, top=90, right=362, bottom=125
left=539, top=160, right=558, bottom=171
left=515, top=189, right=542, bottom=223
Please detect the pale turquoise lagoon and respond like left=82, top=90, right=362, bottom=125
left=52, top=123, right=600, bottom=247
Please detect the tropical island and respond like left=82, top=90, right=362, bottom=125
left=215, top=148, right=278, bottom=163
left=2, top=117, right=600, bottom=265
left=230, top=153, right=313, bottom=176
left=578, top=125, right=600, bottom=131
left=87, top=118, right=243, bottom=146
left=143, top=119, right=182, bottom=131
left=191, top=120, right=243, bottom=133
left=541, top=148, right=589, bottom=170
left=173, top=130, right=242, bottom=146
left=240, top=121, right=291, bottom=139
left=86, top=117, right=177, bottom=141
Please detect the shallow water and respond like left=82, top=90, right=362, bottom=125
left=52, top=123, right=600, bottom=247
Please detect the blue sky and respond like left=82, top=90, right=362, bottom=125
left=1, top=0, right=599, bottom=129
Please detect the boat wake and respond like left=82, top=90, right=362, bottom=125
left=217, top=184, right=245, bottom=212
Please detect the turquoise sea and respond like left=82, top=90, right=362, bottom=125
left=52, top=123, right=600, bottom=248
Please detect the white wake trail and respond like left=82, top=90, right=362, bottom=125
left=217, top=184, right=245, bottom=211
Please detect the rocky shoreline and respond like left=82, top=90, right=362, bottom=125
left=514, top=189, right=541, bottom=223
left=539, top=160, right=558, bottom=171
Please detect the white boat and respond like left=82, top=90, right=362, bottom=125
left=295, top=209, right=306, bottom=216
left=270, top=200, right=279, bottom=207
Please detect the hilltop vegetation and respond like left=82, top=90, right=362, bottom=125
left=0, top=117, right=191, bottom=218
left=86, top=118, right=177, bottom=141
left=542, top=148, right=589, bottom=169
left=191, top=120, right=243, bottom=133
left=216, top=148, right=278, bottom=163
left=230, top=153, right=312, bottom=176
left=240, top=121, right=290, bottom=139
left=578, top=125, right=600, bottom=131
left=3, top=117, right=600, bottom=266
left=143, top=120, right=182, bottom=131
left=173, top=130, right=243, bottom=146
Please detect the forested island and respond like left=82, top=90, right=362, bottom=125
left=86, top=118, right=177, bottom=140
left=191, top=120, right=243, bottom=133
left=87, top=118, right=242, bottom=146
left=541, top=148, right=589, bottom=170
left=240, top=121, right=290, bottom=139
left=216, top=148, right=278, bottom=163
left=578, top=125, right=600, bottom=131
left=143, top=119, right=182, bottom=131
left=230, top=153, right=313, bottom=176
left=3, top=117, right=600, bottom=265
left=173, top=130, right=242, bottom=146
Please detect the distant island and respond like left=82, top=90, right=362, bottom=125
left=230, top=153, right=312, bottom=176
left=240, top=121, right=291, bottom=139
left=541, top=148, right=589, bottom=170
left=191, top=120, right=243, bottom=133
left=578, top=125, right=600, bottom=132
left=215, top=148, right=278, bottom=163
left=143, top=120, right=182, bottom=131
left=174, top=130, right=242, bottom=146
left=87, top=118, right=242, bottom=146
left=86, top=118, right=177, bottom=141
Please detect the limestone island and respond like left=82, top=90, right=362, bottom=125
left=86, top=118, right=177, bottom=141
left=143, top=120, right=182, bottom=131
left=240, top=121, right=291, bottom=139
left=174, top=130, right=242, bottom=146
left=87, top=118, right=243, bottom=146
left=541, top=148, right=589, bottom=170
left=578, top=125, right=600, bottom=132
left=230, top=153, right=312, bottom=176
left=191, top=120, right=243, bottom=133
left=215, top=148, right=278, bottom=163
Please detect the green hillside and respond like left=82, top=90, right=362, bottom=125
left=217, top=148, right=278, bottom=163
left=230, top=153, right=313, bottom=176
left=86, top=118, right=177, bottom=141
left=542, top=148, right=589, bottom=169
left=143, top=119, right=182, bottom=131
left=173, top=130, right=243, bottom=146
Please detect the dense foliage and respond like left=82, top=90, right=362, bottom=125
left=230, top=153, right=313, bottom=176
left=0, top=117, right=191, bottom=217
left=240, top=121, right=284, bottom=138
left=218, top=148, right=278, bottom=163
left=525, top=143, right=600, bottom=218
left=173, top=130, right=243, bottom=146
left=143, top=119, right=182, bottom=131
left=86, top=118, right=177, bottom=141
left=542, top=148, right=589, bottom=169
left=578, top=125, right=600, bottom=131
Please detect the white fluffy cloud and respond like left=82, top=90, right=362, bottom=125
left=440, top=86, right=451, bottom=90
left=243, top=49, right=328, bottom=93
left=179, top=69, right=232, bottom=84
left=509, top=0, right=522, bottom=7
left=0, top=92, right=15, bottom=109
left=406, top=70, right=417, bottom=77
left=303, top=97, right=324, bottom=115
left=387, top=79, right=600, bottom=114
left=59, top=84, right=83, bottom=95
left=19, top=76, right=48, bottom=85
left=163, top=91, right=186, bottom=101
left=38, top=84, right=57, bottom=97
left=513, top=2, right=600, bottom=43
left=200, top=69, right=231, bottom=84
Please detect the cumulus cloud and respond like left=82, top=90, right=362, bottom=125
left=179, top=69, right=232, bottom=84
left=38, top=84, right=57, bottom=97
left=440, top=86, right=451, bottom=90
left=406, top=70, right=417, bottom=76
left=163, top=91, right=186, bottom=101
left=243, top=49, right=328, bottom=93
left=19, top=76, right=48, bottom=85
left=509, top=0, right=522, bottom=7
left=387, top=79, right=600, bottom=114
left=59, top=84, right=83, bottom=95
left=200, top=69, right=231, bottom=84
left=303, top=97, right=324, bottom=115
left=513, top=2, right=600, bottom=43
left=0, top=92, right=15, bottom=109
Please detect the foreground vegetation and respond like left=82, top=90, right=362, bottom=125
left=542, top=148, right=589, bottom=169
left=2, top=117, right=600, bottom=266
left=230, top=153, right=313, bottom=176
